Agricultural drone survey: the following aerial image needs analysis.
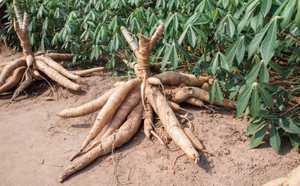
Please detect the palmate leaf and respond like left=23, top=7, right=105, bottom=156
left=247, top=118, right=266, bottom=136
left=250, top=84, right=261, bottom=117
left=259, top=63, right=269, bottom=83
left=280, top=0, right=297, bottom=28
left=210, top=80, right=224, bottom=105
left=222, top=0, right=229, bottom=9
left=220, top=53, right=230, bottom=71
left=161, top=42, right=180, bottom=70
left=245, top=62, right=261, bottom=84
left=279, top=118, right=300, bottom=134
left=260, top=0, right=272, bottom=17
left=237, top=84, right=253, bottom=116
left=235, top=36, right=245, bottom=64
left=109, top=33, right=121, bottom=52
left=227, top=36, right=245, bottom=65
left=248, top=24, right=269, bottom=59
left=211, top=52, right=219, bottom=75
left=226, top=42, right=237, bottom=65
left=211, top=52, right=230, bottom=75
left=258, top=84, right=273, bottom=107
left=250, top=13, right=263, bottom=32
left=295, top=0, right=300, bottom=29
left=260, top=18, right=278, bottom=65
left=289, top=134, right=300, bottom=149
left=237, top=0, right=259, bottom=32
left=178, top=26, right=189, bottom=45
left=227, top=16, right=235, bottom=38
left=270, top=124, right=281, bottom=152
left=249, top=126, right=266, bottom=148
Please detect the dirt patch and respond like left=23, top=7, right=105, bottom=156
left=0, top=49, right=299, bottom=186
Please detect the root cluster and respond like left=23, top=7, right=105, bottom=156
left=58, top=23, right=236, bottom=182
left=0, top=3, right=104, bottom=100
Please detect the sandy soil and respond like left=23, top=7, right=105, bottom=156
left=0, top=48, right=300, bottom=186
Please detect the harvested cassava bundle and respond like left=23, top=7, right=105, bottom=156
left=0, top=2, right=103, bottom=101
left=262, top=164, right=300, bottom=186
left=58, top=22, right=236, bottom=182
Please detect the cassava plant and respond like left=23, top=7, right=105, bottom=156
left=58, top=23, right=236, bottom=182
left=0, top=0, right=105, bottom=100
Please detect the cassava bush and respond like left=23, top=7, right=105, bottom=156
left=1, top=0, right=300, bottom=152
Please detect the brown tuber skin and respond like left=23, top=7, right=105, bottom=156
left=0, top=66, right=26, bottom=93
left=79, top=79, right=140, bottom=152
left=72, top=67, right=104, bottom=77
left=101, top=86, right=141, bottom=139
left=146, top=85, right=199, bottom=162
left=35, top=60, right=81, bottom=91
left=57, top=88, right=116, bottom=118
left=0, top=58, right=26, bottom=86
left=155, top=71, right=205, bottom=87
left=143, top=102, right=154, bottom=138
left=60, top=103, right=143, bottom=182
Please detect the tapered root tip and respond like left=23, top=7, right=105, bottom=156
left=73, top=84, right=82, bottom=91
left=57, top=111, right=68, bottom=118
left=194, top=156, right=199, bottom=164
left=59, top=175, right=66, bottom=183
left=70, top=151, right=81, bottom=161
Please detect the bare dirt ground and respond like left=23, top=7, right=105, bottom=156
left=0, top=47, right=300, bottom=186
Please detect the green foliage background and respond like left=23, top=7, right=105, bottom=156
left=1, top=0, right=300, bottom=152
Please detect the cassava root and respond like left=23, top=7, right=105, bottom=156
left=58, top=22, right=237, bottom=182
left=146, top=85, right=200, bottom=162
left=0, top=4, right=103, bottom=100
left=60, top=103, right=143, bottom=182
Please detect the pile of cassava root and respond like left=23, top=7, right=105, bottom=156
left=0, top=1, right=104, bottom=100
left=58, top=22, right=236, bottom=182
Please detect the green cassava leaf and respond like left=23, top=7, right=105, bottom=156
left=279, top=118, right=300, bottom=134
left=280, top=0, right=297, bottom=28
left=210, top=80, right=224, bottom=105
left=247, top=119, right=266, bottom=135
left=220, top=53, right=230, bottom=71
left=259, top=64, right=270, bottom=83
left=249, top=126, right=266, bottom=148
left=245, top=62, right=262, bottom=83
left=248, top=24, right=269, bottom=58
left=260, top=0, right=272, bottom=17
left=226, top=36, right=245, bottom=65
left=250, top=84, right=261, bottom=117
left=258, top=84, right=273, bottom=107
left=188, top=26, right=197, bottom=48
left=260, top=18, right=278, bottom=65
left=228, top=16, right=236, bottom=38
left=236, top=36, right=245, bottom=64
left=237, top=84, right=253, bottom=116
left=270, top=125, right=281, bottom=152
left=289, top=134, right=300, bottom=149
left=211, top=52, right=220, bottom=75
left=295, top=0, right=300, bottom=29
